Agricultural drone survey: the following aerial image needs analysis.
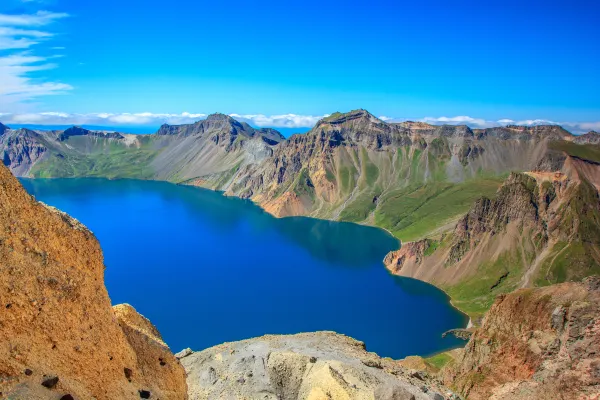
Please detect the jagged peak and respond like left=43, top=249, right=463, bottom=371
left=155, top=113, right=284, bottom=144
left=205, top=112, right=236, bottom=122
left=319, top=109, right=381, bottom=125
left=573, top=131, right=600, bottom=145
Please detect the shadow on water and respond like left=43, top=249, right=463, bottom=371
left=20, top=177, right=467, bottom=359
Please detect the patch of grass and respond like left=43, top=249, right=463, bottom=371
left=325, top=168, right=336, bottom=183
left=535, top=179, right=600, bottom=285
left=425, top=352, right=453, bottom=371
left=536, top=241, right=600, bottom=286
left=410, top=149, right=422, bottom=180
left=293, top=168, right=316, bottom=199
left=374, top=177, right=503, bottom=241
left=549, top=140, right=600, bottom=163
left=445, top=249, right=525, bottom=319
left=424, top=238, right=440, bottom=256
left=338, top=164, right=357, bottom=195
left=360, top=148, right=379, bottom=187
left=323, top=112, right=343, bottom=121
left=339, top=190, right=378, bottom=222
left=31, top=149, right=158, bottom=179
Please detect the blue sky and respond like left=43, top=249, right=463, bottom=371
left=0, top=0, right=598, bottom=132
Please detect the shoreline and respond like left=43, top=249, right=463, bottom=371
left=185, top=178, right=474, bottom=330
left=24, top=174, right=472, bottom=352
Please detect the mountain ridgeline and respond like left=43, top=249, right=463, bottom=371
left=2, top=109, right=600, bottom=316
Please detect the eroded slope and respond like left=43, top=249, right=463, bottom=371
left=0, top=163, right=187, bottom=399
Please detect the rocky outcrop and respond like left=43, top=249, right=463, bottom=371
left=0, top=110, right=591, bottom=236
left=384, top=163, right=600, bottom=318
left=222, top=110, right=580, bottom=229
left=0, top=163, right=187, bottom=399
left=1, top=129, right=48, bottom=176
left=442, top=277, right=600, bottom=400
left=574, top=131, right=600, bottom=145
left=58, top=126, right=124, bottom=141
left=156, top=113, right=284, bottom=146
left=383, top=240, right=430, bottom=275
left=178, top=331, right=458, bottom=400
left=447, top=173, right=543, bottom=265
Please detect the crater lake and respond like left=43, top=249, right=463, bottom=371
left=21, top=178, right=468, bottom=358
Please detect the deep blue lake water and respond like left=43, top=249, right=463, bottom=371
left=21, top=178, right=467, bottom=358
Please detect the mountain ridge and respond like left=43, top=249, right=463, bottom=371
left=2, top=109, right=599, bottom=317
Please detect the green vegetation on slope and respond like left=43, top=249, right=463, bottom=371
left=444, top=250, right=526, bottom=318
left=293, top=168, right=316, bottom=199
left=375, top=178, right=504, bottom=241
left=535, top=179, right=600, bottom=286
left=31, top=149, right=158, bottom=179
left=424, top=352, right=454, bottom=371
left=549, top=141, right=600, bottom=163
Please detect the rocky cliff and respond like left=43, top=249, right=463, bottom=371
left=177, top=331, right=457, bottom=400
left=0, top=163, right=187, bottom=399
left=441, top=277, right=600, bottom=399
left=384, top=156, right=600, bottom=318
left=2, top=109, right=600, bottom=316
left=222, top=110, right=571, bottom=235
left=1, top=110, right=591, bottom=242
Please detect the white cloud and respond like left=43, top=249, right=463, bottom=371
left=514, top=119, right=557, bottom=126
left=0, top=53, right=72, bottom=102
left=421, top=116, right=490, bottom=128
left=496, top=119, right=515, bottom=124
left=0, top=11, right=68, bottom=27
left=575, top=122, right=600, bottom=132
left=0, top=10, right=70, bottom=110
left=0, top=112, right=206, bottom=126
left=0, top=112, right=326, bottom=128
left=0, top=111, right=597, bottom=135
left=0, top=27, right=53, bottom=50
left=230, top=113, right=325, bottom=128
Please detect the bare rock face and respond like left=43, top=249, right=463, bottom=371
left=0, top=129, right=48, bottom=176
left=383, top=240, right=430, bottom=275
left=113, top=304, right=189, bottom=399
left=443, top=277, right=600, bottom=399
left=0, top=163, right=187, bottom=399
left=448, top=172, right=542, bottom=265
left=573, top=131, right=600, bottom=145
left=179, top=331, right=457, bottom=400
left=384, top=165, right=600, bottom=318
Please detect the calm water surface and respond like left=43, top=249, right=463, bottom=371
left=21, top=178, right=467, bottom=358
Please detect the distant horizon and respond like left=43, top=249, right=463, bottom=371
left=1, top=109, right=598, bottom=136
left=1, top=1, right=599, bottom=135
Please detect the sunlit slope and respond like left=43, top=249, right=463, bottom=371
left=2, top=109, right=594, bottom=246
left=385, top=155, right=600, bottom=318
left=222, top=110, right=573, bottom=241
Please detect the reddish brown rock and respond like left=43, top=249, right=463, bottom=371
left=0, top=163, right=187, bottom=399
left=443, top=278, right=600, bottom=399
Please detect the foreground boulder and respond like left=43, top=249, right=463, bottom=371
left=179, top=331, right=457, bottom=400
left=442, top=277, right=600, bottom=399
left=0, top=163, right=187, bottom=399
